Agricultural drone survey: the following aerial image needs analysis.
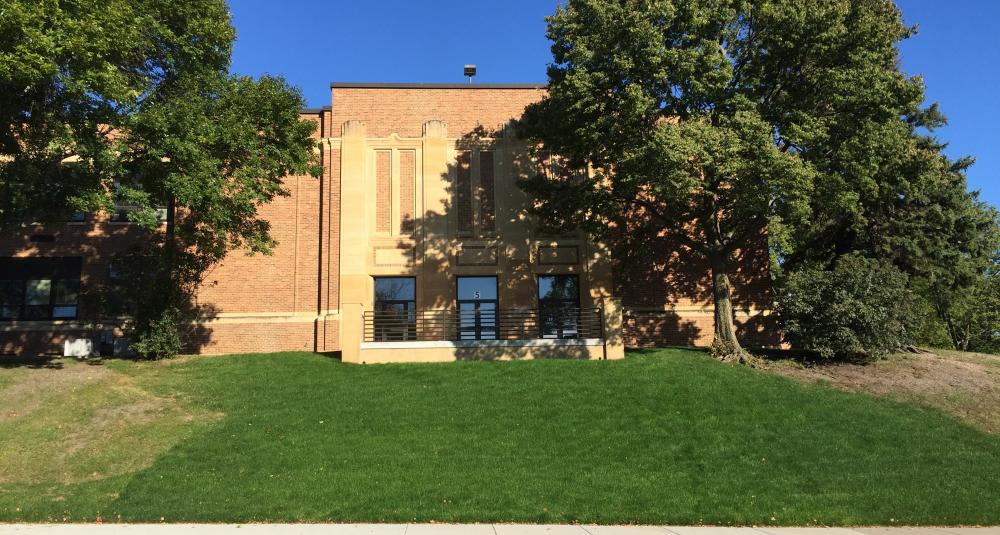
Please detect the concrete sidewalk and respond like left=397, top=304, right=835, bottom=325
left=1, top=525, right=998, bottom=535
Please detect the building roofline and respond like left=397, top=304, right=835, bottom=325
left=299, top=106, right=332, bottom=114
left=330, top=82, right=546, bottom=90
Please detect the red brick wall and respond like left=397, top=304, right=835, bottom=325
left=0, top=110, right=342, bottom=357
left=0, top=86, right=780, bottom=357
left=624, top=311, right=780, bottom=348
left=617, top=230, right=780, bottom=348
left=374, top=150, right=391, bottom=233
left=324, top=145, right=342, bottom=324
left=330, top=86, right=546, bottom=138
left=0, top=218, right=157, bottom=356
left=456, top=151, right=473, bottom=232
left=399, top=150, right=415, bottom=234
left=184, top=321, right=317, bottom=355
left=479, top=151, right=496, bottom=232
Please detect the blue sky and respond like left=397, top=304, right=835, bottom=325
left=229, top=1, right=999, bottom=206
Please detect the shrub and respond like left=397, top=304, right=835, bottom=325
left=129, top=307, right=184, bottom=360
left=778, top=254, right=915, bottom=360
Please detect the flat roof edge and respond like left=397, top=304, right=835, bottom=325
left=330, top=82, right=547, bottom=89
left=299, top=106, right=331, bottom=114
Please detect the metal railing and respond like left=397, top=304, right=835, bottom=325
left=363, top=307, right=604, bottom=343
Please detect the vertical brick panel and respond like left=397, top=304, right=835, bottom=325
left=375, top=150, right=391, bottom=233
left=329, top=148, right=341, bottom=316
left=479, top=150, right=495, bottom=232
left=456, top=151, right=473, bottom=233
left=399, top=150, right=415, bottom=234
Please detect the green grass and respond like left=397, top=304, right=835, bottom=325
left=2, top=348, right=1000, bottom=525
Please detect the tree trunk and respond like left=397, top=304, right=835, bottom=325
left=941, top=311, right=968, bottom=352
left=709, top=250, right=744, bottom=359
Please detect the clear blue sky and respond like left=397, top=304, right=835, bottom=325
left=228, top=0, right=999, bottom=206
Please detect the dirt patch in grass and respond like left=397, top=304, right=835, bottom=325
left=768, top=350, right=1000, bottom=434
left=0, top=358, right=220, bottom=485
left=0, top=360, right=113, bottom=423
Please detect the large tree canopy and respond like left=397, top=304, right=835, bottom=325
left=0, top=0, right=319, bottom=357
left=519, top=0, right=989, bottom=358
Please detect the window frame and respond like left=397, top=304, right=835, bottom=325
left=537, top=274, right=581, bottom=339
left=372, top=277, right=417, bottom=342
left=0, top=258, right=82, bottom=321
left=456, top=276, right=499, bottom=341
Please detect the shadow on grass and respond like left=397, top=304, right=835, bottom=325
left=626, top=346, right=708, bottom=357
left=625, top=344, right=877, bottom=367
left=0, top=354, right=67, bottom=369
left=318, top=350, right=343, bottom=362
left=752, top=347, right=874, bottom=366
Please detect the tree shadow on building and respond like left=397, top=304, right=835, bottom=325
left=389, top=122, right=602, bottom=360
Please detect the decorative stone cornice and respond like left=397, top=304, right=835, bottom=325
left=422, top=120, right=447, bottom=138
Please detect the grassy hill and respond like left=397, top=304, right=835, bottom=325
left=1, top=348, right=998, bottom=524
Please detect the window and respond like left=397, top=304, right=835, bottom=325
left=110, top=179, right=140, bottom=222
left=110, top=180, right=168, bottom=223
left=457, top=276, right=498, bottom=340
left=454, top=150, right=497, bottom=236
left=538, top=275, right=580, bottom=339
left=455, top=151, right=473, bottom=233
left=373, top=277, right=416, bottom=341
left=0, top=258, right=82, bottom=321
left=67, top=212, right=86, bottom=223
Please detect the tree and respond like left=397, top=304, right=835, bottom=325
left=0, top=0, right=319, bottom=357
left=925, top=255, right=1000, bottom=353
left=519, top=0, right=928, bottom=359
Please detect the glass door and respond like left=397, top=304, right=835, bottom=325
left=538, top=275, right=580, bottom=339
left=456, top=276, right=498, bottom=340
left=374, top=277, right=416, bottom=341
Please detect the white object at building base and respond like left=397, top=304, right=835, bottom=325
left=63, top=338, right=95, bottom=357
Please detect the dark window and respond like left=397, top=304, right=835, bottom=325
left=67, top=212, right=86, bottom=223
left=538, top=275, right=580, bottom=339
left=373, top=277, right=416, bottom=341
left=457, top=276, right=498, bottom=340
left=110, top=180, right=139, bottom=222
left=104, top=260, right=128, bottom=315
left=110, top=180, right=168, bottom=223
left=0, top=258, right=83, bottom=321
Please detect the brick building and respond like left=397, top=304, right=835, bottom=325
left=0, top=82, right=777, bottom=362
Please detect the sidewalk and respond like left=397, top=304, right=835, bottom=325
left=1, top=525, right=998, bottom=535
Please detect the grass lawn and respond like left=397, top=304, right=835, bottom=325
left=1, top=348, right=999, bottom=525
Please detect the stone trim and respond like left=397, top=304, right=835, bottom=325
left=361, top=338, right=604, bottom=350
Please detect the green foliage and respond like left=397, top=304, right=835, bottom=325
left=0, top=0, right=234, bottom=222
left=518, top=0, right=928, bottom=353
left=520, top=0, right=999, bottom=357
left=130, top=307, right=184, bottom=360
left=778, top=255, right=915, bottom=360
left=0, top=0, right=320, bottom=358
left=922, top=261, right=1000, bottom=354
